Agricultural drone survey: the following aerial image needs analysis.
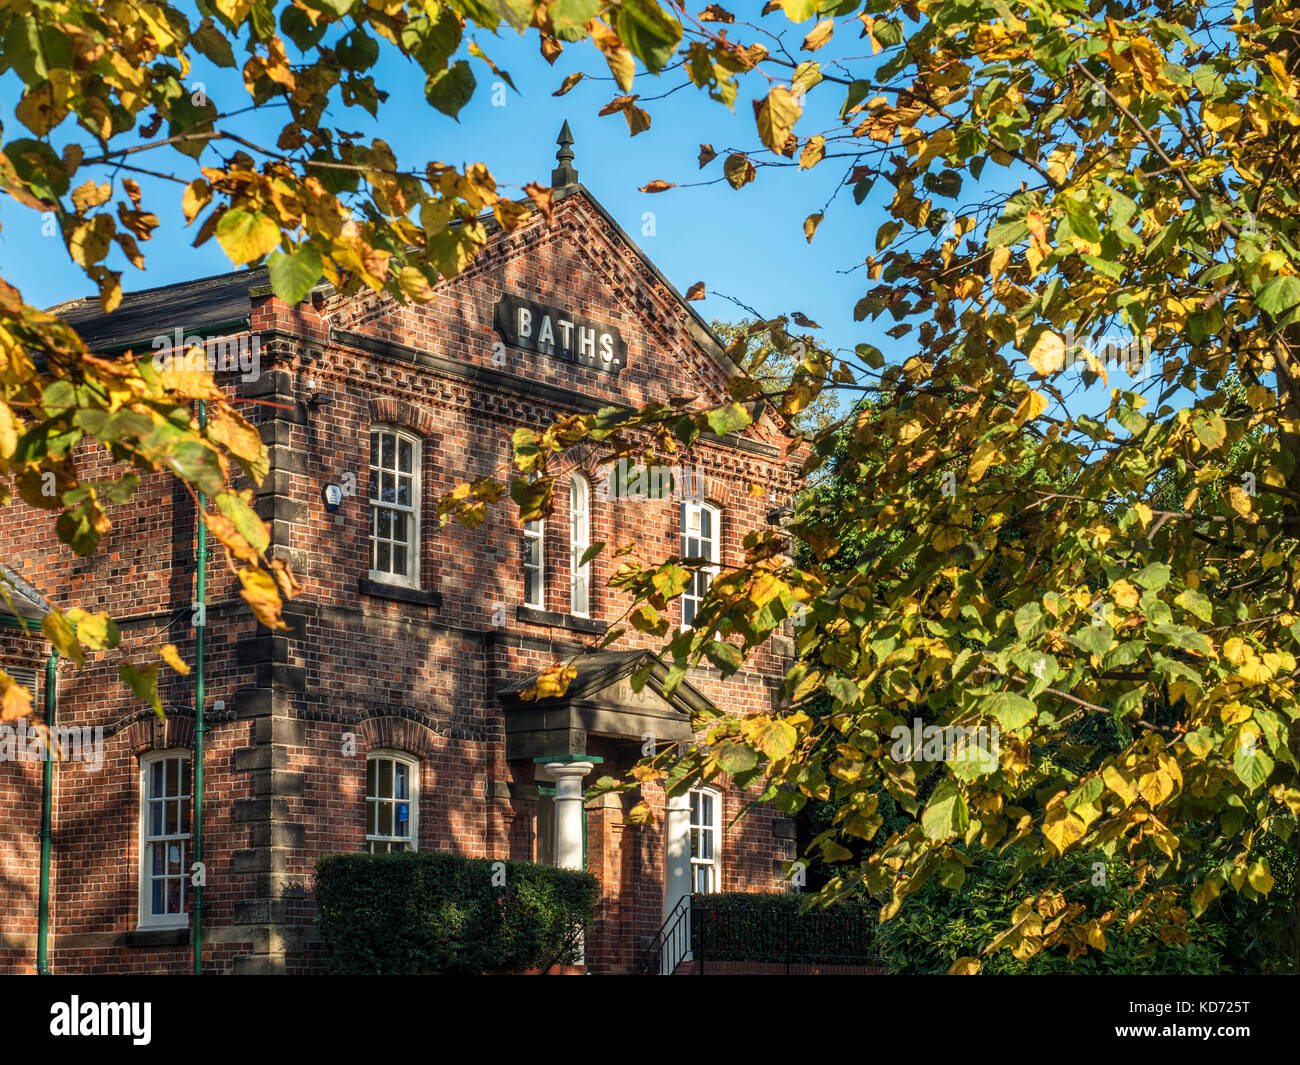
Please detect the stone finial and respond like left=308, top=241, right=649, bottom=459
left=552, top=120, right=579, bottom=188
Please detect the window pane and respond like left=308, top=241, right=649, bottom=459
left=378, top=759, right=393, bottom=798
left=377, top=800, right=393, bottom=836
left=398, top=438, right=412, bottom=473
left=392, top=512, right=407, bottom=542
left=393, top=546, right=407, bottom=576
left=397, top=476, right=411, bottom=507
left=376, top=542, right=391, bottom=572
left=370, top=433, right=380, bottom=468
left=381, top=433, right=394, bottom=469
left=366, top=758, right=376, bottom=795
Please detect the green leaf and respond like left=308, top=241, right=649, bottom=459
left=614, top=0, right=683, bottom=73
left=855, top=343, right=884, bottom=369
left=120, top=662, right=164, bottom=720
left=268, top=245, right=323, bottom=305
left=706, top=401, right=752, bottom=436
left=716, top=742, right=758, bottom=775
left=1256, top=274, right=1300, bottom=318
left=1134, top=562, right=1172, bottom=591
left=986, top=691, right=1036, bottom=731
left=1175, top=588, right=1212, bottom=623
left=425, top=61, right=476, bottom=119
left=1014, top=602, right=1045, bottom=640
left=921, top=779, right=968, bottom=841
left=1191, top=412, right=1227, bottom=450
left=216, top=209, right=281, bottom=266
left=1069, top=623, right=1114, bottom=657
left=1234, top=740, right=1273, bottom=791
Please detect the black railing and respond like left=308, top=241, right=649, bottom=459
left=642, top=894, right=878, bottom=974
left=640, top=894, right=692, bottom=974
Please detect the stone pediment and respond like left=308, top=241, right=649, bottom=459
left=497, top=650, right=708, bottom=761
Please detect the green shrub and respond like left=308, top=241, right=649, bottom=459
left=873, top=851, right=1274, bottom=975
left=315, top=851, right=599, bottom=974
left=690, top=892, right=877, bottom=964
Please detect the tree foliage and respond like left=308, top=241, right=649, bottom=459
left=443, top=0, right=1300, bottom=968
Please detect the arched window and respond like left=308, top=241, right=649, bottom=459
left=689, top=787, right=721, bottom=893
left=365, top=750, right=418, bottom=852
left=569, top=474, right=591, bottom=617
left=369, top=427, right=420, bottom=587
left=138, top=750, right=192, bottom=928
left=681, top=500, right=720, bottom=627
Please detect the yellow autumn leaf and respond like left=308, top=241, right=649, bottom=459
left=216, top=209, right=281, bottom=266
left=1012, top=389, right=1048, bottom=425
left=1204, top=102, right=1242, bottom=132
left=238, top=567, right=287, bottom=630
left=967, top=439, right=1003, bottom=482
left=799, top=134, right=825, bottom=169
left=988, top=245, right=1010, bottom=283
left=160, top=643, right=191, bottom=675
left=1028, top=330, right=1066, bottom=375
left=1111, top=579, right=1139, bottom=609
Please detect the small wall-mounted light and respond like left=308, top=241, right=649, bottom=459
left=766, top=506, right=794, bottom=525
left=322, top=482, right=343, bottom=512
left=307, top=392, right=333, bottom=408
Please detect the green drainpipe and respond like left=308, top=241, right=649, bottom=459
left=37, top=649, right=57, bottom=974
left=193, top=399, right=207, bottom=975
left=0, top=612, right=58, bottom=974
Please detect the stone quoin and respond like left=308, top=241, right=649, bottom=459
left=0, top=127, right=805, bottom=975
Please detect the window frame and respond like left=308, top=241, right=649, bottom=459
left=137, top=750, right=193, bottom=930
left=680, top=500, right=721, bottom=628
left=689, top=786, right=722, bottom=894
left=368, top=426, right=422, bottom=589
left=523, top=515, right=545, bottom=610
left=569, top=474, right=591, bottom=617
left=364, top=749, right=419, bottom=853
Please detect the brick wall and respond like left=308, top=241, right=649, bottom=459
left=0, top=187, right=804, bottom=974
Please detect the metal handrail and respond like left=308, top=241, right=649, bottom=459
left=640, top=894, right=691, bottom=975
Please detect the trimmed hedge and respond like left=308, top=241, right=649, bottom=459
left=315, top=851, right=599, bottom=974
left=690, top=892, right=877, bottom=964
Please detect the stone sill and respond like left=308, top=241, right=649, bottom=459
left=125, top=928, right=189, bottom=948
left=515, top=606, right=607, bottom=634
left=358, top=577, right=442, bottom=609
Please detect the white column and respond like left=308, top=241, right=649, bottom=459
left=545, top=761, right=594, bottom=870
left=663, top=791, right=691, bottom=922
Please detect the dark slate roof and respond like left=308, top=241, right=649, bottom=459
left=48, top=267, right=269, bottom=352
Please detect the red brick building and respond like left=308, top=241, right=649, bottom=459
left=0, top=130, right=802, bottom=975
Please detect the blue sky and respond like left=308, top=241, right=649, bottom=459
left=0, top=16, right=869, bottom=363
